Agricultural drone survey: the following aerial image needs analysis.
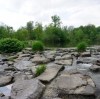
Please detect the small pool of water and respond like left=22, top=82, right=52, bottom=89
left=0, top=84, right=12, bottom=96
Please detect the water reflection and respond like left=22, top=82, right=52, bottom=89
left=0, top=84, right=12, bottom=96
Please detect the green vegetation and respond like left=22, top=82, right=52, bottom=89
left=0, top=38, right=24, bottom=53
left=8, top=57, right=14, bottom=61
left=35, top=65, right=46, bottom=77
left=32, top=41, right=44, bottom=51
left=77, top=42, right=87, bottom=52
left=0, top=15, right=100, bottom=47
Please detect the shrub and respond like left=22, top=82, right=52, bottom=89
left=77, top=42, right=87, bottom=52
left=0, top=38, right=24, bottom=53
left=32, top=41, right=44, bottom=51
left=35, top=64, right=46, bottom=77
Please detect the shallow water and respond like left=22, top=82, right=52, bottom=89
left=0, top=84, right=12, bottom=96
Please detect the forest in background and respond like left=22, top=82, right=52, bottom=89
left=0, top=15, right=100, bottom=47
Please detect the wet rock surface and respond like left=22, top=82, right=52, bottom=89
left=0, top=47, right=100, bottom=99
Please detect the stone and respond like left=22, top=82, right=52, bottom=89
left=14, top=60, right=31, bottom=70
left=11, top=79, right=45, bottom=99
left=55, top=55, right=72, bottom=60
left=0, top=91, right=4, bottom=97
left=0, top=96, right=10, bottom=99
left=81, top=85, right=94, bottom=95
left=18, top=54, right=31, bottom=58
left=37, top=65, right=63, bottom=82
left=55, top=59, right=72, bottom=65
left=81, top=52, right=91, bottom=57
left=97, top=95, right=100, bottom=99
left=56, top=70, right=95, bottom=96
left=90, top=66, right=100, bottom=72
left=0, top=76, right=12, bottom=87
left=4, top=66, right=18, bottom=71
left=31, top=67, right=36, bottom=77
left=13, top=72, right=28, bottom=81
left=32, top=56, right=50, bottom=64
left=78, top=57, right=98, bottom=64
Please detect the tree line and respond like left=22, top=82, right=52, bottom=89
left=0, top=15, right=100, bottom=47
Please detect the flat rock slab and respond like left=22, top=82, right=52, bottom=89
left=90, top=65, right=100, bottom=72
left=32, top=56, right=50, bottom=64
left=81, top=52, right=91, bottom=57
left=0, top=76, right=12, bottom=87
left=0, top=96, right=10, bottom=99
left=55, top=55, right=72, bottom=60
left=11, top=79, right=45, bottom=99
left=56, top=70, right=95, bottom=96
left=55, top=59, right=72, bottom=65
left=37, top=65, right=63, bottom=82
left=14, top=60, right=31, bottom=70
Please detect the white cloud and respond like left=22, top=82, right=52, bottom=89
left=0, top=0, right=100, bottom=30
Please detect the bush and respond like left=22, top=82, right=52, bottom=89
left=77, top=42, right=87, bottom=52
left=0, top=38, right=24, bottom=53
left=32, top=41, right=44, bottom=51
left=35, top=64, right=46, bottom=77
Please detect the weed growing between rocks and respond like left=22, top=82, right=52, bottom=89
left=35, top=64, right=46, bottom=77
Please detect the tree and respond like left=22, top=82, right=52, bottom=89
left=51, top=15, right=61, bottom=27
left=33, top=22, right=43, bottom=40
left=26, top=21, right=34, bottom=40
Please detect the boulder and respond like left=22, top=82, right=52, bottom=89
left=14, top=60, right=31, bottom=70
left=32, top=56, right=50, bottom=64
left=0, top=96, right=10, bottom=99
left=55, top=55, right=72, bottom=60
left=0, top=76, right=12, bottom=87
left=56, top=70, right=95, bottom=96
left=81, top=52, right=91, bottom=57
left=97, top=95, right=100, bottom=99
left=55, top=59, right=72, bottom=65
left=13, top=72, right=28, bottom=82
left=0, top=91, right=4, bottom=97
left=37, top=65, right=63, bottom=82
left=11, top=79, right=45, bottom=99
left=90, top=66, right=100, bottom=72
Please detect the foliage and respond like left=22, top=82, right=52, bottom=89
left=8, top=57, right=14, bottom=61
left=0, top=38, right=24, bottom=53
left=1, top=16, right=100, bottom=47
left=77, top=42, right=87, bottom=52
left=32, top=41, right=44, bottom=51
left=35, top=65, right=46, bottom=77
left=51, top=15, right=61, bottom=27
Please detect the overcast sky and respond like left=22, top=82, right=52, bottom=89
left=0, top=0, right=100, bottom=30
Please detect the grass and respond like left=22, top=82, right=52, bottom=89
left=35, top=64, right=46, bottom=77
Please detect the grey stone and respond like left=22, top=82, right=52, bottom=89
left=90, top=66, right=100, bottom=72
left=0, top=96, right=10, bottom=99
left=81, top=52, right=91, bottom=57
left=56, top=70, right=95, bottom=95
left=32, top=56, right=50, bottom=64
left=0, top=91, right=4, bottom=97
left=11, top=79, right=45, bottom=99
left=13, top=72, right=28, bottom=81
left=14, top=60, right=31, bottom=70
left=55, top=55, right=72, bottom=60
left=55, top=59, right=72, bottom=65
left=0, top=76, right=12, bottom=87
left=37, top=65, right=63, bottom=82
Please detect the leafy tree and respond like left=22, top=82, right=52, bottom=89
left=51, top=15, right=61, bottom=27
left=33, top=22, right=43, bottom=40
left=26, top=21, right=34, bottom=40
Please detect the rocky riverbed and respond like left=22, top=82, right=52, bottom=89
left=0, top=47, right=100, bottom=99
